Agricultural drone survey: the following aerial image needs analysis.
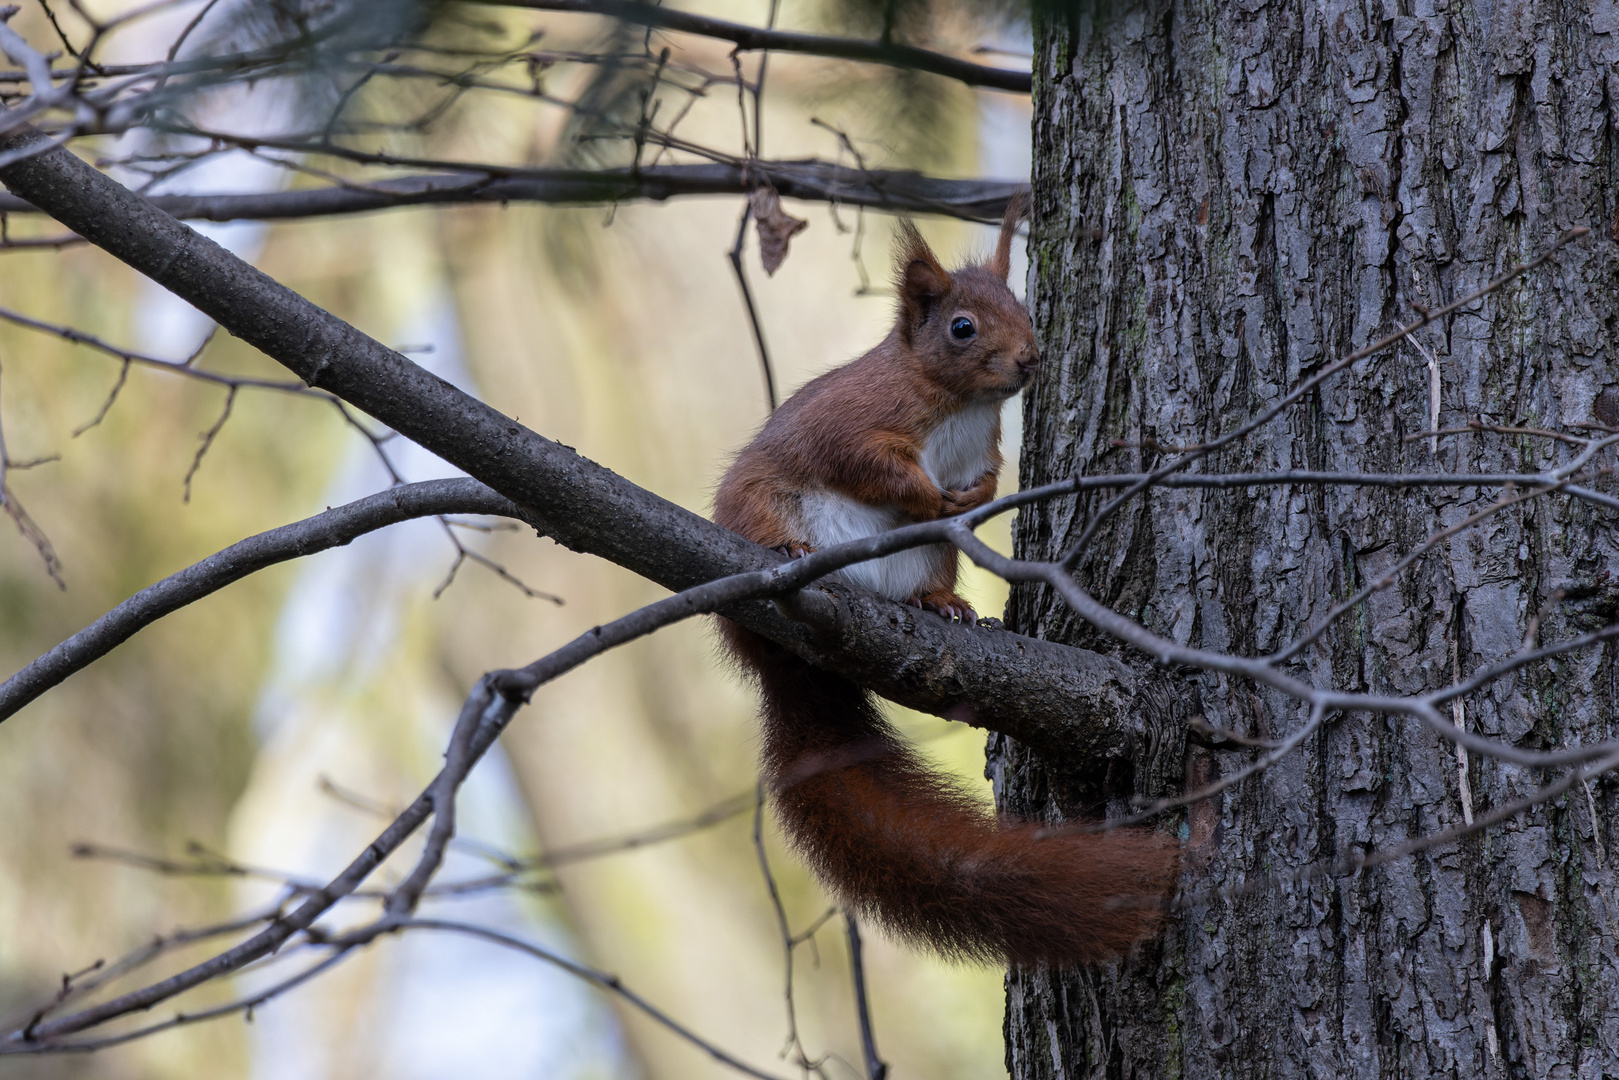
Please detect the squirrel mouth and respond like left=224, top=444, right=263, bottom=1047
left=1002, top=368, right=1035, bottom=394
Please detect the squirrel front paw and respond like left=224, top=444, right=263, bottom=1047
left=773, top=543, right=816, bottom=559
left=914, top=589, right=978, bottom=625
left=940, top=486, right=993, bottom=517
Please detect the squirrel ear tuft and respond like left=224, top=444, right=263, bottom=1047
left=894, top=219, right=950, bottom=332
left=986, top=190, right=1028, bottom=282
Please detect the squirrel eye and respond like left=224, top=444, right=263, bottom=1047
left=950, top=317, right=976, bottom=340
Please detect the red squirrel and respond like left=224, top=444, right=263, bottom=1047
left=715, top=203, right=1178, bottom=965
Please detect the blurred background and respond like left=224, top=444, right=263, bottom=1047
left=0, top=1, right=1031, bottom=1076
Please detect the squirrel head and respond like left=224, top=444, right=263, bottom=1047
left=891, top=195, right=1040, bottom=403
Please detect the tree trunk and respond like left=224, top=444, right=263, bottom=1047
left=997, top=1, right=1619, bottom=1076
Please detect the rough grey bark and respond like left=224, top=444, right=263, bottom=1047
left=997, top=1, right=1619, bottom=1076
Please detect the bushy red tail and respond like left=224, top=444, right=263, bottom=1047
left=724, top=624, right=1178, bottom=966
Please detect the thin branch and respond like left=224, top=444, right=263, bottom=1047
left=0, top=163, right=1027, bottom=224
left=32, top=0, right=84, bottom=60
left=0, top=487, right=66, bottom=588
left=181, top=384, right=235, bottom=502
left=0, top=358, right=64, bottom=587
left=1061, top=227, right=1591, bottom=570
left=1187, top=714, right=1280, bottom=750
left=13, top=949, right=358, bottom=1054
left=844, top=916, right=887, bottom=1080
left=1405, top=420, right=1592, bottom=447
left=1176, top=748, right=1619, bottom=912
left=0, top=479, right=527, bottom=723
left=14, top=904, right=290, bottom=1025
left=535, top=789, right=756, bottom=866
left=1267, top=479, right=1568, bottom=664
left=72, top=357, right=130, bottom=435
left=71, top=840, right=556, bottom=901
left=389, top=919, right=794, bottom=1080
left=0, top=302, right=323, bottom=396
left=1095, top=702, right=1329, bottom=829
left=315, top=773, right=754, bottom=870
left=0, top=230, right=85, bottom=249
left=754, top=783, right=826, bottom=1077
left=383, top=689, right=489, bottom=918
left=480, top=0, right=1032, bottom=92
left=432, top=515, right=564, bottom=603
left=1359, top=749, right=1619, bottom=869
left=1430, top=620, right=1619, bottom=707
left=729, top=199, right=776, bottom=410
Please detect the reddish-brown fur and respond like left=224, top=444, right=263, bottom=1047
left=715, top=202, right=1179, bottom=964
left=721, top=626, right=1178, bottom=964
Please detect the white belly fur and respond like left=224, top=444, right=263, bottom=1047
left=921, top=400, right=999, bottom=488
left=797, top=491, right=944, bottom=600
left=795, top=402, right=999, bottom=602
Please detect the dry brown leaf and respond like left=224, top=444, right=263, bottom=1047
left=749, top=187, right=808, bottom=276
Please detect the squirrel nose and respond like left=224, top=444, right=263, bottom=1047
left=1017, top=348, right=1041, bottom=373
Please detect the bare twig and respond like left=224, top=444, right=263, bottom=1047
left=845, top=915, right=888, bottom=1080
left=0, top=303, right=323, bottom=397
left=1091, top=702, right=1329, bottom=830
left=431, top=515, right=564, bottom=603
left=0, top=163, right=1027, bottom=223
left=1268, top=478, right=1569, bottom=664
left=0, top=358, right=64, bottom=587
left=1176, top=748, right=1619, bottom=912
left=535, top=789, right=756, bottom=866
left=0, top=479, right=528, bottom=722
left=481, top=0, right=1032, bottom=91
left=14, top=950, right=360, bottom=1054
left=388, top=919, right=794, bottom=1080
left=729, top=198, right=777, bottom=410
left=69, top=840, right=554, bottom=901
left=383, top=685, right=493, bottom=918
left=316, top=773, right=754, bottom=869
left=0, top=488, right=65, bottom=588
left=754, top=783, right=827, bottom=1077
left=181, top=384, right=235, bottom=502
left=72, top=357, right=129, bottom=436
left=1062, top=228, right=1591, bottom=570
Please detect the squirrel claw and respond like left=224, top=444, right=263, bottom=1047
left=916, top=591, right=978, bottom=625
left=774, top=544, right=815, bottom=560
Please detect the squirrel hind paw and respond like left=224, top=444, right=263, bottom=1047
left=916, top=589, right=977, bottom=625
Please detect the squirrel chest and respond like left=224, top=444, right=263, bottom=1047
left=796, top=399, right=1001, bottom=602
left=919, top=399, right=1001, bottom=489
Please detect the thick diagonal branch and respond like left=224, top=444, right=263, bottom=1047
left=0, top=125, right=1147, bottom=760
